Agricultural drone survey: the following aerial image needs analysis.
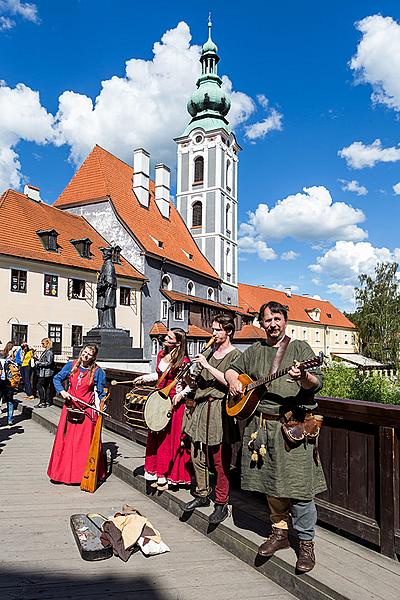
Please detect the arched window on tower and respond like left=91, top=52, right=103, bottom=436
left=207, top=287, right=215, bottom=301
left=161, top=275, right=172, bottom=290
left=226, top=160, right=231, bottom=192
left=194, top=156, right=204, bottom=183
left=192, top=201, right=203, bottom=228
left=226, top=203, right=231, bottom=234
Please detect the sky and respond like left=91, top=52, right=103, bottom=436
left=1, top=0, right=400, bottom=311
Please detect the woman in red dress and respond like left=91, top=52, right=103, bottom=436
left=47, top=345, right=107, bottom=485
left=134, top=328, right=192, bottom=491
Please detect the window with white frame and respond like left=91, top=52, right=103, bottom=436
left=303, top=329, right=308, bottom=340
left=207, top=287, right=215, bottom=301
left=192, top=201, right=202, bottom=227
left=151, top=339, right=158, bottom=356
left=335, top=332, right=339, bottom=344
left=198, top=340, right=205, bottom=353
left=174, top=301, right=183, bottom=321
left=161, top=275, right=172, bottom=290
left=187, top=281, right=195, bottom=296
left=161, top=300, right=168, bottom=320
left=315, top=330, right=320, bottom=343
left=188, top=341, right=195, bottom=356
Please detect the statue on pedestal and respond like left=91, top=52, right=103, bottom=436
left=96, top=247, right=117, bottom=328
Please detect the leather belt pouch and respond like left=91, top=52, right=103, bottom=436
left=281, top=414, right=323, bottom=445
left=67, top=407, right=85, bottom=424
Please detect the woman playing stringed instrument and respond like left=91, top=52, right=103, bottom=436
left=47, top=345, right=107, bottom=485
left=133, top=328, right=191, bottom=491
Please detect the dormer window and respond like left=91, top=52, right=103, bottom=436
left=70, top=238, right=92, bottom=259
left=150, top=235, right=164, bottom=249
left=37, top=229, right=59, bottom=252
left=305, top=307, right=321, bottom=322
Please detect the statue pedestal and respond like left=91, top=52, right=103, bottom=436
left=74, top=327, right=143, bottom=361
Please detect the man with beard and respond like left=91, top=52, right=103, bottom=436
left=182, top=314, right=241, bottom=524
left=225, top=301, right=326, bottom=573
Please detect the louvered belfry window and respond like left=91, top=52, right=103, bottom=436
left=194, top=156, right=204, bottom=182
left=192, top=201, right=202, bottom=227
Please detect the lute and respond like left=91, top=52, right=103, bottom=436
left=226, top=353, right=324, bottom=420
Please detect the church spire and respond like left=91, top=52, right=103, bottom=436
left=183, top=17, right=231, bottom=136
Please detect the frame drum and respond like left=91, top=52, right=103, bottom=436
left=144, top=390, right=173, bottom=432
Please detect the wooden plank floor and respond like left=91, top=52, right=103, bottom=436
left=0, top=410, right=295, bottom=600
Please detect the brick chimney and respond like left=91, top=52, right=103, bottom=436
left=133, top=148, right=150, bottom=208
left=155, top=164, right=170, bottom=219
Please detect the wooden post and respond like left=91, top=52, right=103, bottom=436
left=378, top=426, right=398, bottom=557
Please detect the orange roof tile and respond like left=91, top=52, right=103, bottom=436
left=0, top=189, right=145, bottom=280
left=55, top=145, right=219, bottom=281
left=238, top=283, right=356, bottom=329
left=234, top=324, right=267, bottom=341
left=149, top=322, right=168, bottom=336
left=149, top=322, right=212, bottom=338
left=188, top=324, right=212, bottom=338
left=161, top=289, right=246, bottom=315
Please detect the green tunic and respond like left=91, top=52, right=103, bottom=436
left=230, top=339, right=327, bottom=500
left=182, top=348, right=241, bottom=446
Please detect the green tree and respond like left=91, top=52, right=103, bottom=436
left=352, top=262, right=400, bottom=366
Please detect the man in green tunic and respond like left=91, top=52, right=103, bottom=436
left=182, top=314, right=241, bottom=524
left=225, top=301, right=326, bottom=573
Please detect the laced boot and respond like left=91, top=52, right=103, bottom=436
left=296, top=540, right=315, bottom=573
left=258, top=526, right=290, bottom=557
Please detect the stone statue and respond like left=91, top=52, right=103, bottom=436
left=96, top=247, right=117, bottom=328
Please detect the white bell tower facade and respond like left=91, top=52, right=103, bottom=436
left=175, top=18, right=240, bottom=306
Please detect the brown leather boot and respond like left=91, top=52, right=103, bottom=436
left=258, top=527, right=290, bottom=557
left=296, top=540, right=315, bottom=573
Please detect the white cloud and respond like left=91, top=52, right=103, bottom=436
left=54, top=22, right=260, bottom=166
left=310, top=241, right=400, bottom=283
left=239, top=185, right=367, bottom=243
left=339, top=178, right=368, bottom=196
left=281, top=250, right=299, bottom=261
left=393, top=182, right=400, bottom=195
left=238, top=235, right=277, bottom=262
left=0, top=22, right=276, bottom=192
left=244, top=95, right=283, bottom=141
left=0, top=0, right=39, bottom=30
left=0, top=82, right=54, bottom=191
left=327, top=283, right=356, bottom=305
left=350, top=15, right=400, bottom=112
left=338, top=139, right=400, bottom=169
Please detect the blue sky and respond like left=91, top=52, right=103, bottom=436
left=1, top=0, right=400, bottom=310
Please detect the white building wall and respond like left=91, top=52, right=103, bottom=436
left=0, top=256, right=142, bottom=355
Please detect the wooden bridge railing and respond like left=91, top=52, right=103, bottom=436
left=316, top=396, right=400, bottom=558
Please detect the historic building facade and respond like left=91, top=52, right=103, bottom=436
left=175, top=19, right=239, bottom=307
left=0, top=187, right=145, bottom=360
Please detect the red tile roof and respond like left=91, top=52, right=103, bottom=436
left=0, top=188, right=145, bottom=280
left=238, top=283, right=356, bottom=329
left=149, top=322, right=214, bottom=338
left=149, top=322, right=168, bottom=336
left=188, top=324, right=211, bottom=338
left=161, top=289, right=246, bottom=315
left=55, top=145, right=219, bottom=280
left=234, top=324, right=267, bottom=341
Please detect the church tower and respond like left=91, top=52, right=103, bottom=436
left=175, top=17, right=240, bottom=306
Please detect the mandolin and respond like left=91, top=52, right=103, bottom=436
left=226, top=353, right=324, bottom=420
left=80, top=390, right=110, bottom=493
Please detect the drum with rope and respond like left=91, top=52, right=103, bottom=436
left=124, top=386, right=154, bottom=429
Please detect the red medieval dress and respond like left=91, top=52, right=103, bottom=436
left=144, top=352, right=192, bottom=485
left=47, top=363, right=106, bottom=484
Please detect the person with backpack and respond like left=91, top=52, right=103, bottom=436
left=0, top=341, right=19, bottom=426
left=20, top=342, right=35, bottom=400
left=34, top=338, right=55, bottom=408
